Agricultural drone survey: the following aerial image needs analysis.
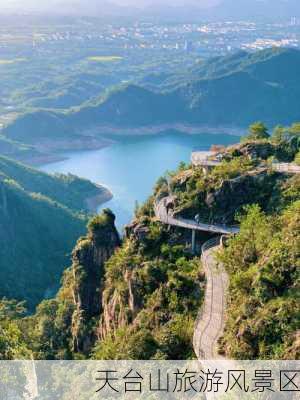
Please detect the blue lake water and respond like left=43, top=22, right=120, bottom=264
left=40, top=133, right=238, bottom=229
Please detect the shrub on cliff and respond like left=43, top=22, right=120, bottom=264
left=243, top=122, right=270, bottom=141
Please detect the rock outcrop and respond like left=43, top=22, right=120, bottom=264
left=227, top=141, right=276, bottom=161
left=125, top=220, right=150, bottom=242
left=174, top=168, right=286, bottom=225
left=71, top=209, right=120, bottom=353
left=205, top=170, right=275, bottom=223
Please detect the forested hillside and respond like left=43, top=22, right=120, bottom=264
left=3, top=48, right=300, bottom=147
left=0, top=156, right=111, bottom=212
left=0, top=157, right=110, bottom=309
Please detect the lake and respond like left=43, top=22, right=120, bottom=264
left=40, top=133, right=238, bottom=229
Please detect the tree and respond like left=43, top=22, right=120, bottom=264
left=288, top=123, right=300, bottom=136
left=295, top=152, right=300, bottom=166
left=245, top=122, right=270, bottom=141
left=272, top=125, right=286, bottom=143
left=0, top=299, right=31, bottom=360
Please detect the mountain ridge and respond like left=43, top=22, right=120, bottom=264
left=2, top=0, right=300, bottom=20
left=3, top=48, right=300, bottom=151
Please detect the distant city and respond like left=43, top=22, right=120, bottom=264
left=1, top=17, right=300, bottom=58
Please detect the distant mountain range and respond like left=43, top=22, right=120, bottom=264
left=211, top=0, right=300, bottom=20
left=2, top=0, right=136, bottom=17
left=141, top=0, right=300, bottom=21
left=2, top=0, right=300, bottom=20
left=3, top=47, right=300, bottom=148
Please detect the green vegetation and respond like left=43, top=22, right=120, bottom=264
left=218, top=200, right=299, bottom=359
left=0, top=58, right=27, bottom=65
left=0, top=157, right=108, bottom=309
left=20, top=212, right=202, bottom=360
left=93, top=237, right=202, bottom=360
left=0, top=121, right=299, bottom=361
left=0, top=174, right=85, bottom=310
left=4, top=48, right=300, bottom=146
left=152, top=126, right=300, bottom=359
left=0, top=156, right=108, bottom=212
left=244, top=122, right=270, bottom=141
left=0, top=299, right=31, bottom=359
left=87, top=56, right=123, bottom=62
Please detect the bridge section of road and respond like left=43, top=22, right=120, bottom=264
left=154, top=197, right=240, bottom=235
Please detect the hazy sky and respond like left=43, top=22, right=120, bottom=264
left=2, top=0, right=299, bottom=18
left=1, top=0, right=219, bottom=10
left=111, top=0, right=219, bottom=7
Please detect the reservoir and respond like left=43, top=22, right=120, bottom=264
left=40, top=132, right=238, bottom=229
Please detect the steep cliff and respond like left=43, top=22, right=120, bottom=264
left=27, top=209, right=120, bottom=358
left=71, top=209, right=120, bottom=353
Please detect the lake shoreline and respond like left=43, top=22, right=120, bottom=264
left=12, top=126, right=243, bottom=167
left=81, top=123, right=245, bottom=138
left=38, top=133, right=239, bottom=228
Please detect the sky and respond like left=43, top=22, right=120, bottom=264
left=111, top=0, right=219, bottom=7
left=1, top=0, right=219, bottom=11
left=1, top=0, right=299, bottom=18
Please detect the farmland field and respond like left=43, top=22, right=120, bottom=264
left=87, top=55, right=123, bottom=62
left=0, top=58, right=27, bottom=65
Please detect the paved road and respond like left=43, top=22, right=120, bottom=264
left=154, top=197, right=240, bottom=235
left=191, top=152, right=300, bottom=175
left=193, top=238, right=229, bottom=360
left=191, top=152, right=221, bottom=167
left=272, top=163, right=300, bottom=174
left=154, top=197, right=231, bottom=360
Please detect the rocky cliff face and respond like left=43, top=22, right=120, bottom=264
left=226, top=142, right=276, bottom=161
left=204, top=169, right=281, bottom=223
left=99, top=266, right=139, bottom=340
left=71, top=209, right=120, bottom=353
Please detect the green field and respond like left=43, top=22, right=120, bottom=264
left=87, top=56, right=123, bottom=62
left=0, top=58, right=27, bottom=65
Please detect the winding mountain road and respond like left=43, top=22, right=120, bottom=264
left=272, top=162, right=300, bottom=174
left=154, top=197, right=232, bottom=360
left=154, top=159, right=299, bottom=361
left=193, top=238, right=228, bottom=360
left=191, top=152, right=300, bottom=175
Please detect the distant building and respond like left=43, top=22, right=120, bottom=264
left=291, top=17, right=297, bottom=26
left=290, top=16, right=300, bottom=26
left=184, top=40, right=193, bottom=52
